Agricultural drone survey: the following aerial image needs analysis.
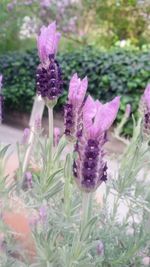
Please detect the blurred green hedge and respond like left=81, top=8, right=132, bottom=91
left=0, top=48, right=150, bottom=135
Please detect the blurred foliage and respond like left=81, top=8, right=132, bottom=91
left=0, top=0, right=81, bottom=54
left=81, top=0, right=150, bottom=48
left=0, top=0, right=150, bottom=54
left=0, top=48, right=150, bottom=135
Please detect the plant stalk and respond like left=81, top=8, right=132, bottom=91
left=81, top=192, right=93, bottom=237
left=48, top=106, right=54, bottom=148
left=22, top=127, right=35, bottom=175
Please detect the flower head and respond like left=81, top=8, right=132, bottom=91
left=64, top=73, right=88, bottom=140
left=22, top=172, right=33, bottom=190
left=39, top=205, right=47, bottom=223
left=0, top=233, right=6, bottom=253
left=37, top=22, right=61, bottom=63
left=97, top=240, right=104, bottom=256
left=73, top=95, right=120, bottom=192
left=0, top=75, right=3, bottom=124
left=143, top=84, right=150, bottom=110
left=0, top=75, right=2, bottom=90
left=36, top=22, right=63, bottom=105
left=140, top=84, right=150, bottom=138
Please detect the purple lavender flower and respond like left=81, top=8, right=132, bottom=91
left=0, top=75, right=3, bottom=124
left=25, top=172, right=32, bottom=189
left=97, top=240, right=104, bottom=256
left=0, top=233, right=6, bottom=253
left=39, top=205, right=47, bottom=223
left=21, top=128, right=30, bottom=144
left=7, top=2, right=15, bottom=11
left=73, top=95, right=120, bottom=192
left=141, top=84, right=150, bottom=137
left=54, top=127, right=60, bottom=146
left=36, top=22, right=63, bottom=104
left=64, top=73, right=88, bottom=140
left=40, top=0, right=51, bottom=8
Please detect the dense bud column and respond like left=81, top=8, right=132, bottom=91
left=0, top=75, right=3, bottom=124
left=140, top=84, right=150, bottom=138
left=73, top=95, right=120, bottom=192
left=36, top=21, right=63, bottom=106
left=64, top=73, right=88, bottom=141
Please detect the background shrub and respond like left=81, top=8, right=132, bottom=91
left=0, top=48, right=150, bottom=135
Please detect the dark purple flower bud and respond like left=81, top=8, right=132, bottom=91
left=0, top=233, right=6, bottom=253
left=0, top=75, right=3, bottom=124
left=64, top=73, right=88, bottom=141
left=73, top=95, right=120, bottom=192
left=7, top=3, right=14, bottom=11
left=22, top=172, right=33, bottom=190
left=36, top=22, right=63, bottom=105
left=29, top=214, right=39, bottom=229
left=39, top=206, right=47, bottom=223
left=54, top=127, right=60, bottom=146
left=36, top=55, right=63, bottom=103
left=141, top=84, right=150, bottom=138
left=74, top=136, right=107, bottom=192
left=97, top=241, right=104, bottom=256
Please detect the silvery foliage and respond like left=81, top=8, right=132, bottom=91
left=1, top=114, right=150, bottom=267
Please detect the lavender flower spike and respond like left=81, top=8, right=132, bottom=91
left=141, top=84, right=150, bottom=138
left=0, top=75, right=3, bottom=124
left=36, top=22, right=63, bottom=106
left=64, top=73, right=88, bottom=140
left=73, top=95, right=120, bottom=192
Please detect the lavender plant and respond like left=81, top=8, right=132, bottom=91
left=1, top=22, right=150, bottom=267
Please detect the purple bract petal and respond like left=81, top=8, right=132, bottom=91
left=93, top=96, right=120, bottom=133
left=0, top=75, right=2, bottom=90
left=144, top=84, right=150, bottom=110
left=64, top=74, right=88, bottom=140
left=37, top=22, right=61, bottom=63
left=54, top=127, right=61, bottom=146
left=68, top=74, right=88, bottom=108
left=83, top=96, right=120, bottom=139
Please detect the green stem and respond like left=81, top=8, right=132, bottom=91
left=81, top=192, right=93, bottom=237
left=115, top=115, right=128, bottom=137
left=22, top=127, right=35, bottom=175
left=46, top=106, right=54, bottom=176
left=48, top=106, right=54, bottom=146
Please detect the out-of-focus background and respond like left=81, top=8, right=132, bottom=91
left=0, top=0, right=150, bottom=137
